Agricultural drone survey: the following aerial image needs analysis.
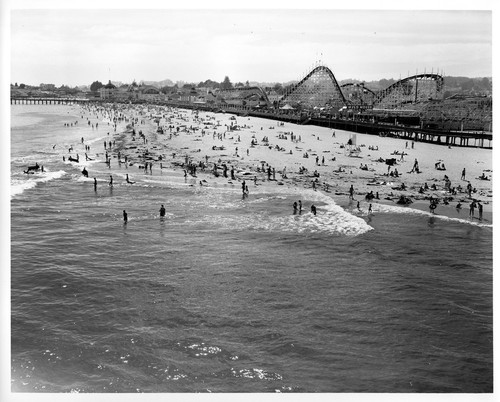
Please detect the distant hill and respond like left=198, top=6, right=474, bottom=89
left=139, top=79, right=174, bottom=88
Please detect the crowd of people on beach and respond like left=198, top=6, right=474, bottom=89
left=25, top=101, right=491, bottom=225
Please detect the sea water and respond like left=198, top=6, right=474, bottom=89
left=10, top=104, right=493, bottom=393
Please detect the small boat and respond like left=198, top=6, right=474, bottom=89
left=24, top=163, right=40, bottom=173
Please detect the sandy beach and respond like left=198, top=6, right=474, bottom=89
left=92, top=103, right=492, bottom=224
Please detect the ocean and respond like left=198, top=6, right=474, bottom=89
left=10, top=104, right=493, bottom=393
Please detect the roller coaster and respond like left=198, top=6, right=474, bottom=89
left=279, top=65, right=444, bottom=111
left=280, top=65, right=346, bottom=110
left=340, top=82, right=376, bottom=109
left=216, top=86, right=271, bottom=107
left=275, top=64, right=491, bottom=131
left=373, top=73, right=444, bottom=108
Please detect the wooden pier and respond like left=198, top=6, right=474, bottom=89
left=11, top=97, right=91, bottom=105
left=306, top=117, right=492, bottom=149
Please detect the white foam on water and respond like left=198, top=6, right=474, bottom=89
left=11, top=170, right=67, bottom=199
left=116, top=212, right=175, bottom=222
left=249, top=195, right=288, bottom=204
left=138, top=177, right=199, bottom=189
left=11, top=178, right=38, bottom=197
left=196, top=186, right=373, bottom=237
left=371, top=202, right=491, bottom=227
left=259, top=189, right=373, bottom=236
left=75, top=175, right=96, bottom=183
left=84, top=134, right=109, bottom=146
left=250, top=210, right=372, bottom=236
left=65, top=158, right=101, bottom=170
left=11, top=156, right=31, bottom=164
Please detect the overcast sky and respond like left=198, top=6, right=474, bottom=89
left=9, top=7, right=493, bottom=87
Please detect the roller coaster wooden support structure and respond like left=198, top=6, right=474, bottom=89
left=373, top=73, right=444, bottom=108
left=340, top=82, right=376, bottom=110
left=280, top=65, right=346, bottom=110
left=216, top=86, right=271, bottom=106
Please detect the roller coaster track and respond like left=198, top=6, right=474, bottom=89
left=218, top=86, right=271, bottom=105
left=374, top=73, right=444, bottom=108
left=340, top=82, right=376, bottom=96
left=340, top=83, right=376, bottom=108
left=280, top=65, right=346, bottom=109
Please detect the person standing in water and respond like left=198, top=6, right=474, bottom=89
left=469, top=200, right=476, bottom=218
left=123, top=210, right=128, bottom=223
left=429, top=199, right=437, bottom=214
left=109, top=175, right=113, bottom=186
left=159, top=204, right=166, bottom=218
left=93, top=177, right=97, bottom=191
